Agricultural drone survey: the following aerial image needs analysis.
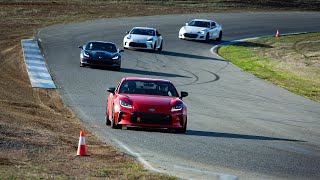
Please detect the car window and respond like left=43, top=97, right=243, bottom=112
left=85, top=42, right=117, bottom=53
left=211, top=22, right=216, bottom=27
left=130, top=29, right=155, bottom=36
left=188, top=20, right=211, bottom=28
left=119, top=80, right=178, bottom=97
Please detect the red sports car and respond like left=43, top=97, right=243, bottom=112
left=106, top=77, right=188, bottom=133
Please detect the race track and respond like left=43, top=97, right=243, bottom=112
left=38, top=12, right=320, bottom=179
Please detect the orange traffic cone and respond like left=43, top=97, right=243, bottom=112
left=275, top=30, right=280, bottom=37
left=77, top=130, right=87, bottom=156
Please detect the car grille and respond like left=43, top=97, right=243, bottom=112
left=129, top=42, right=147, bottom=48
left=87, top=60, right=113, bottom=65
left=184, top=33, right=198, bottom=38
left=130, top=112, right=172, bottom=125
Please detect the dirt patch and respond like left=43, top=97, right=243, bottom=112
left=1, top=0, right=320, bottom=178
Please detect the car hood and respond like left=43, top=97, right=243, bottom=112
left=129, top=34, right=153, bottom=42
left=122, top=94, right=182, bottom=113
left=182, top=26, right=207, bottom=33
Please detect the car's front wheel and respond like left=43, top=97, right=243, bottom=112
left=152, top=42, right=157, bottom=52
left=158, top=41, right=163, bottom=51
left=106, top=108, right=111, bottom=126
left=205, top=33, right=210, bottom=42
left=111, top=106, right=122, bottom=129
left=175, top=118, right=187, bottom=133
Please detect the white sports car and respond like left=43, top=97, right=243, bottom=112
left=179, top=19, right=223, bottom=42
left=123, top=27, right=163, bottom=51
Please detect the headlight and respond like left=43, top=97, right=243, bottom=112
left=126, top=35, right=131, bottom=39
left=83, top=51, right=90, bottom=57
left=112, top=55, right=119, bottom=60
left=199, top=30, right=206, bottom=35
left=180, top=27, right=185, bottom=33
left=120, top=100, right=133, bottom=108
left=171, top=104, right=183, bottom=112
left=147, top=37, right=154, bottom=42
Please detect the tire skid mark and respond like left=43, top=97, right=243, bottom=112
left=215, top=61, right=231, bottom=72
left=194, top=69, right=220, bottom=85
left=176, top=68, right=199, bottom=86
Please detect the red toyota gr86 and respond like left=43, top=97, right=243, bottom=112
left=106, top=77, right=189, bottom=133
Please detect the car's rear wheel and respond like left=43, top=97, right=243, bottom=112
left=176, top=117, right=187, bottom=133
left=111, top=106, right=122, bottom=129
left=217, top=31, right=223, bottom=41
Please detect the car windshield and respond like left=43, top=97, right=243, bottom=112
left=119, top=80, right=178, bottom=97
left=130, top=28, right=155, bottom=36
left=85, top=42, right=117, bottom=53
left=188, top=20, right=211, bottom=28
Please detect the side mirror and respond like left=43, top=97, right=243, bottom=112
left=119, top=49, right=124, bottom=53
left=180, top=91, right=188, bottom=98
left=107, top=87, right=116, bottom=94
left=126, top=31, right=130, bottom=34
left=78, top=45, right=83, bottom=49
left=185, top=23, right=188, bottom=26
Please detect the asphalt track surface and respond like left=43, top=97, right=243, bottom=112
left=38, top=12, right=320, bottom=179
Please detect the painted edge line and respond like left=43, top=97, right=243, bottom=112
left=210, top=31, right=309, bottom=58
left=111, top=138, right=162, bottom=173
left=21, top=39, right=56, bottom=89
left=112, top=138, right=238, bottom=180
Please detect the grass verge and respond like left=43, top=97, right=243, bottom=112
left=218, top=33, right=320, bottom=102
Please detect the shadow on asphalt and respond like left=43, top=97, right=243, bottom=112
left=120, top=68, right=191, bottom=78
left=189, top=39, right=273, bottom=48
left=86, top=66, right=190, bottom=78
left=125, top=128, right=304, bottom=142
left=186, top=130, right=304, bottom=142
left=159, top=50, right=225, bottom=61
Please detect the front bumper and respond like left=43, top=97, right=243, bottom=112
left=81, top=57, right=121, bottom=67
left=123, top=40, right=154, bottom=50
left=116, top=110, right=185, bottom=129
left=179, top=32, right=206, bottom=40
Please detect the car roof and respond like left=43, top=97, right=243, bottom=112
left=123, top=77, right=171, bottom=83
left=192, top=19, right=213, bottom=22
left=87, top=41, right=115, bottom=45
left=132, top=27, right=156, bottom=30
